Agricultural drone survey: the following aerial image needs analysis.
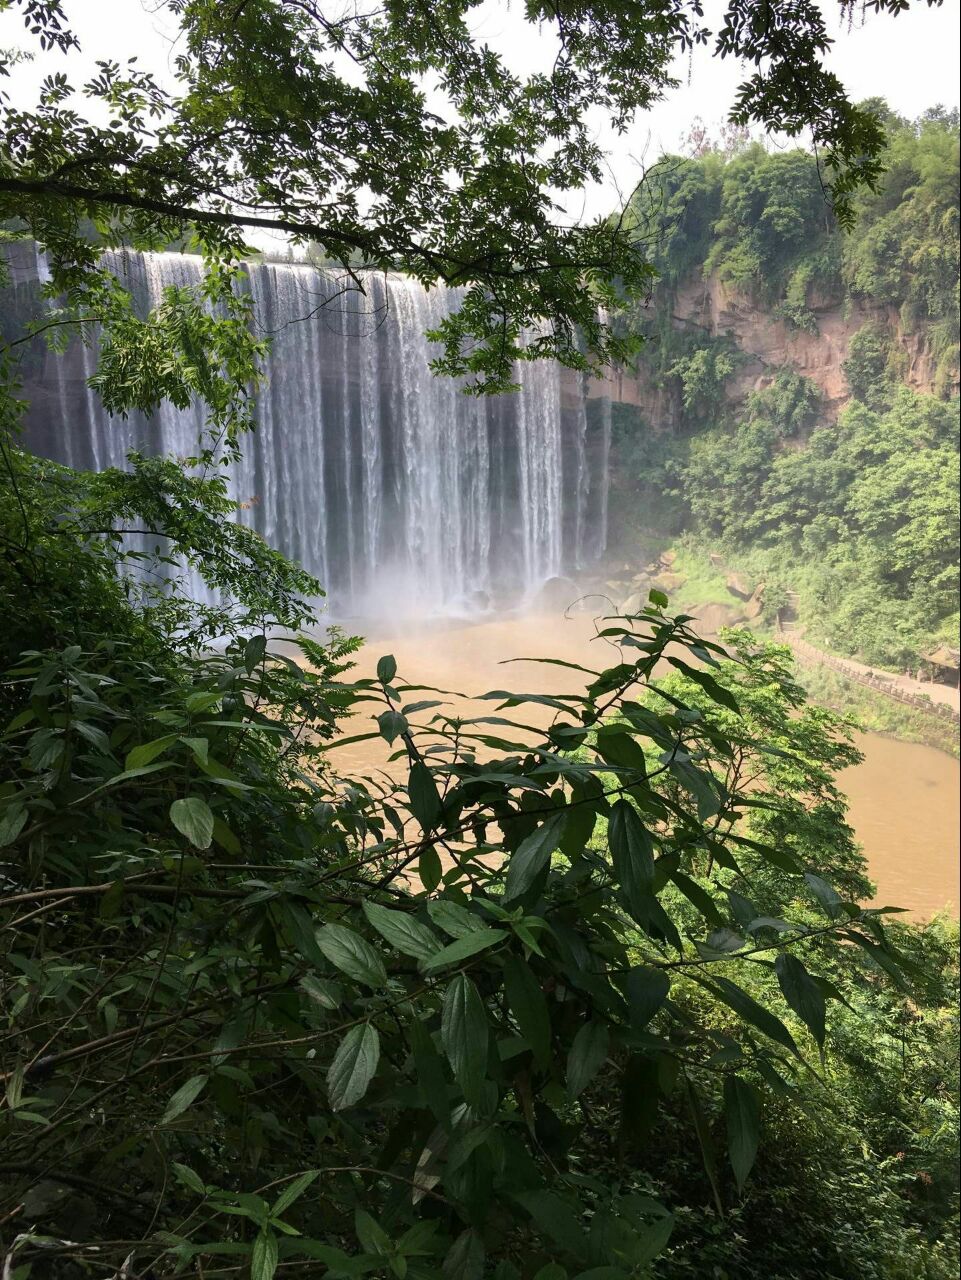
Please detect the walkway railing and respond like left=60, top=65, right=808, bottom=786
left=779, top=631, right=961, bottom=726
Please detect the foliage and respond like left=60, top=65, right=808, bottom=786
left=843, top=320, right=900, bottom=407
left=611, top=110, right=959, bottom=668
left=632, top=103, right=958, bottom=334
left=679, top=388, right=960, bottom=667
left=0, top=0, right=939, bottom=394
left=0, top=460, right=941, bottom=1276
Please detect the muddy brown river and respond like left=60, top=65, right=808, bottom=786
left=332, top=611, right=960, bottom=921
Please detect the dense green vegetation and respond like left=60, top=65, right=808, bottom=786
left=612, top=106, right=960, bottom=669
left=1, top=3, right=958, bottom=1278
left=684, top=387, right=959, bottom=667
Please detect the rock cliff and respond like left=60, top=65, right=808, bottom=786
left=598, top=271, right=957, bottom=424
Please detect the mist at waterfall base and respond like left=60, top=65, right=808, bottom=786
left=14, top=249, right=612, bottom=623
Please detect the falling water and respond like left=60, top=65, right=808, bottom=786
left=9, top=249, right=611, bottom=617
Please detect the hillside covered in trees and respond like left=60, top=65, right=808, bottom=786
left=611, top=105, right=960, bottom=669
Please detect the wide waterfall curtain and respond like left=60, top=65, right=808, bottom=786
left=11, top=248, right=612, bottom=616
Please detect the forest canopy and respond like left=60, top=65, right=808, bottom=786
left=0, top=0, right=946, bottom=392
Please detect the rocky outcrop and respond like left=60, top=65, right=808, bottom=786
left=600, top=271, right=957, bottom=423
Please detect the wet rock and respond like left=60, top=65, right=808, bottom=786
left=619, top=590, right=645, bottom=615
left=534, top=575, right=579, bottom=611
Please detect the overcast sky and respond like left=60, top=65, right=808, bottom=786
left=2, top=0, right=958, bottom=229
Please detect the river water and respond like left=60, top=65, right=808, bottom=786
left=332, top=610, right=960, bottom=921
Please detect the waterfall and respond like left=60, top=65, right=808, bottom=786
left=10, top=248, right=611, bottom=617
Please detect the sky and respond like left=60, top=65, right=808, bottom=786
left=1, top=0, right=958, bottom=228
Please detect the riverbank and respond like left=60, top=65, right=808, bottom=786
left=600, top=540, right=961, bottom=760
left=792, top=661, right=961, bottom=760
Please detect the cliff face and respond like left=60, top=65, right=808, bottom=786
left=603, top=271, right=957, bottom=424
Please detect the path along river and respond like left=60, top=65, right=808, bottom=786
left=330, top=609, right=960, bottom=921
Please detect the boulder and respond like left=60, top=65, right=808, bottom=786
left=534, top=575, right=578, bottom=611
left=743, top=582, right=766, bottom=620
left=658, top=549, right=678, bottom=567
left=726, top=572, right=752, bottom=601
left=619, top=590, right=645, bottom=615
left=652, top=571, right=686, bottom=594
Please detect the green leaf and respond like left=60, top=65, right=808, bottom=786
left=774, top=953, right=826, bottom=1048
left=124, top=733, right=179, bottom=770
left=409, top=761, right=442, bottom=830
left=409, top=1017, right=450, bottom=1129
left=327, top=1023, right=380, bottom=1111
left=354, top=1208, right=390, bottom=1256
left=316, top=924, right=387, bottom=988
left=421, top=927, right=506, bottom=974
left=377, top=654, right=397, bottom=684
left=804, top=872, right=844, bottom=920
left=272, top=1170, right=320, bottom=1215
left=427, top=900, right=486, bottom=938
left=73, top=719, right=112, bottom=754
left=567, top=1021, right=609, bottom=1099
left=665, top=656, right=740, bottom=713
left=251, top=1229, right=279, bottom=1280
left=631, top=1212, right=676, bottom=1267
left=75, top=760, right=173, bottom=802
left=441, top=974, right=488, bottom=1105
left=171, top=1163, right=206, bottom=1195
left=443, top=1229, right=485, bottom=1280
left=594, top=730, right=648, bottom=773
left=211, top=816, right=241, bottom=854
left=709, top=976, right=799, bottom=1056
left=299, top=975, right=343, bottom=1010
left=419, top=846, right=443, bottom=893
left=672, top=870, right=725, bottom=926
left=518, top=1190, right=590, bottom=1260
left=244, top=633, right=268, bottom=671
left=842, top=930, right=912, bottom=991
left=608, top=801, right=654, bottom=908
left=703, top=928, right=746, bottom=954
left=504, top=809, right=567, bottom=902
left=377, top=709, right=407, bottom=744
left=648, top=588, right=669, bottom=608
left=503, top=955, right=551, bottom=1066
left=622, top=966, right=670, bottom=1029
left=363, top=902, right=444, bottom=962
left=724, top=1076, right=761, bottom=1192
left=0, top=804, right=28, bottom=847
left=169, top=796, right=214, bottom=850
left=181, top=735, right=210, bottom=767
left=162, top=1074, right=208, bottom=1124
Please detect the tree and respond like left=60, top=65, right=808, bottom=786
left=0, top=0, right=944, bottom=395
